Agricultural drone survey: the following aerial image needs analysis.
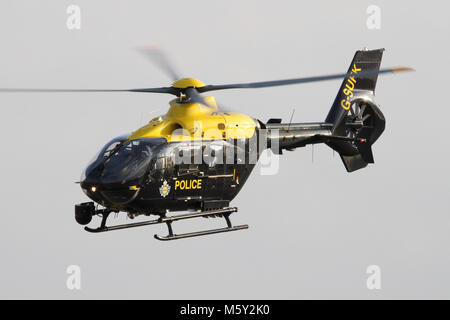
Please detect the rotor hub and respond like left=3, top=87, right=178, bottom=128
left=171, top=78, right=205, bottom=89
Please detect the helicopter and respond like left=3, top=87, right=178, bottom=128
left=1, top=48, right=412, bottom=240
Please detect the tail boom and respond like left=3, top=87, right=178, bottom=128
left=264, top=48, right=387, bottom=172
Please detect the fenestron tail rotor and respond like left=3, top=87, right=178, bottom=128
left=346, top=101, right=370, bottom=134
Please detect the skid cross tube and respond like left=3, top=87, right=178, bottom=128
left=84, top=207, right=248, bottom=241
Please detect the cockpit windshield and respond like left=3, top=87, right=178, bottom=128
left=101, top=139, right=156, bottom=184
left=81, top=133, right=130, bottom=182
left=81, top=137, right=166, bottom=185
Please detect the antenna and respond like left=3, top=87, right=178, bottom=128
left=287, top=108, right=295, bottom=132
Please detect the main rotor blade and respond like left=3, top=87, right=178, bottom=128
left=0, top=87, right=180, bottom=95
left=197, top=67, right=414, bottom=93
left=183, top=87, right=233, bottom=112
left=184, top=87, right=214, bottom=108
left=136, top=46, right=180, bottom=81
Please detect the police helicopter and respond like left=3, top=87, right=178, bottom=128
left=0, top=48, right=412, bottom=240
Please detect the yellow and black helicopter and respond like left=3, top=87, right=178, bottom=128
left=1, top=48, right=411, bottom=240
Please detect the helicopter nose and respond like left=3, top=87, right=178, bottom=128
left=80, top=178, right=140, bottom=206
left=80, top=137, right=156, bottom=205
left=80, top=179, right=105, bottom=203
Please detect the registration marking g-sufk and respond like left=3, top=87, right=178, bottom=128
left=340, top=64, right=362, bottom=110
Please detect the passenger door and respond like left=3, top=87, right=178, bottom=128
left=173, top=145, right=204, bottom=201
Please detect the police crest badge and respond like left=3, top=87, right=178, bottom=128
left=159, top=180, right=171, bottom=198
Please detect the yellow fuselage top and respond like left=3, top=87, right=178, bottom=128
left=128, top=96, right=257, bottom=142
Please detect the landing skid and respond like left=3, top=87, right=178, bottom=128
left=84, top=207, right=248, bottom=241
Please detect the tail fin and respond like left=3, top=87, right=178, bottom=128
left=325, top=48, right=384, bottom=129
left=325, top=48, right=386, bottom=172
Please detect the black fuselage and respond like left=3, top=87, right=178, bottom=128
left=80, top=136, right=258, bottom=216
left=79, top=119, right=361, bottom=217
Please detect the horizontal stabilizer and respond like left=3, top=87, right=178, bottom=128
left=340, top=154, right=368, bottom=172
